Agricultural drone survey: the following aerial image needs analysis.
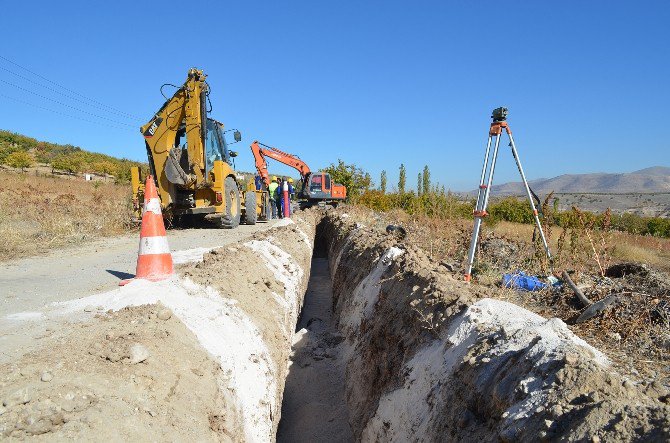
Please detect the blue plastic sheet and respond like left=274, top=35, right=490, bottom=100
left=502, top=271, right=547, bottom=291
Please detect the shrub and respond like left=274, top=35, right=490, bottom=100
left=52, top=154, right=82, bottom=174
left=4, top=151, right=34, bottom=171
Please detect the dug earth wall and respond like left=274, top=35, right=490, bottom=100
left=323, top=210, right=670, bottom=442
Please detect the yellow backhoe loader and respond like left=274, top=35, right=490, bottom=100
left=130, top=68, right=270, bottom=228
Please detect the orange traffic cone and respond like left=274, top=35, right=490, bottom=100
left=120, top=175, right=173, bottom=286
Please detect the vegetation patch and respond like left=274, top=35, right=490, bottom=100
left=0, top=170, right=132, bottom=261
left=0, top=129, right=145, bottom=182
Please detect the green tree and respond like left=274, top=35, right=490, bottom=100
left=91, top=161, right=118, bottom=176
left=52, top=154, right=82, bottom=174
left=422, top=165, right=431, bottom=195
left=417, top=172, right=423, bottom=196
left=398, top=164, right=406, bottom=194
left=380, top=170, right=387, bottom=194
left=4, top=151, right=34, bottom=171
left=0, top=142, right=20, bottom=163
left=322, top=159, right=372, bottom=198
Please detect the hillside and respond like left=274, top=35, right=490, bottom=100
left=0, top=129, right=144, bottom=181
left=487, top=166, right=670, bottom=195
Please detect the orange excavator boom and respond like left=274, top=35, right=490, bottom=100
left=249, top=140, right=346, bottom=208
left=250, top=140, right=311, bottom=187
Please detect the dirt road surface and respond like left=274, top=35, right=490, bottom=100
left=0, top=221, right=283, bottom=364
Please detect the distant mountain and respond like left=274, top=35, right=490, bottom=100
left=483, top=166, right=670, bottom=195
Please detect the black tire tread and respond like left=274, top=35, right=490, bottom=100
left=244, top=191, right=257, bottom=225
left=220, top=176, right=241, bottom=229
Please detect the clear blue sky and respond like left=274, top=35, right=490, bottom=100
left=1, top=1, right=668, bottom=191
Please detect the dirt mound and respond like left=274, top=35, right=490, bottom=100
left=323, top=209, right=670, bottom=442
left=0, top=305, right=232, bottom=440
left=1, top=212, right=318, bottom=441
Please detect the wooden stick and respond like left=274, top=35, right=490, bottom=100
left=561, top=270, right=592, bottom=307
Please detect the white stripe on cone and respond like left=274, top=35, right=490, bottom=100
left=138, top=236, right=171, bottom=255
left=143, top=198, right=162, bottom=215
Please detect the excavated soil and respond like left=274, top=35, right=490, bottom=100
left=0, top=213, right=317, bottom=441
left=322, top=209, right=670, bottom=442
left=0, top=305, right=229, bottom=440
left=3, top=206, right=669, bottom=442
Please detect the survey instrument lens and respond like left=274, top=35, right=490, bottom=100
left=491, top=107, right=508, bottom=122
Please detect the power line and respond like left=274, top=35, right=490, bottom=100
left=0, top=54, right=142, bottom=121
left=0, top=65, right=139, bottom=122
left=0, top=93, right=135, bottom=132
left=0, top=78, right=136, bottom=127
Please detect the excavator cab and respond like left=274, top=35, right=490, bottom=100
left=203, top=119, right=231, bottom=172
left=300, top=172, right=346, bottom=204
left=249, top=141, right=347, bottom=209
left=171, top=119, right=231, bottom=176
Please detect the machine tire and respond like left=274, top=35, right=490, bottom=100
left=220, top=176, right=241, bottom=229
left=244, top=191, right=257, bottom=225
left=264, top=193, right=272, bottom=221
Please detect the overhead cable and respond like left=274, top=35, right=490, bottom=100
left=0, top=54, right=141, bottom=121
left=0, top=92, right=135, bottom=132
left=0, top=78, right=135, bottom=127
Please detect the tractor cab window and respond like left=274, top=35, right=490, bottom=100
left=205, top=119, right=229, bottom=171
left=310, top=174, right=322, bottom=192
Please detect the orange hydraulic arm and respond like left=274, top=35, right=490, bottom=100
left=250, top=140, right=311, bottom=187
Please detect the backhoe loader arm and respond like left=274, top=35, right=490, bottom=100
left=139, top=68, right=209, bottom=206
left=250, top=140, right=311, bottom=187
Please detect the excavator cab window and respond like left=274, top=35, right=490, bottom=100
left=205, top=119, right=229, bottom=172
left=310, top=174, right=322, bottom=192
left=324, top=174, right=331, bottom=191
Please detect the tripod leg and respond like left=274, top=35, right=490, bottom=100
left=465, top=134, right=501, bottom=281
left=507, top=132, right=553, bottom=268
left=474, top=136, right=493, bottom=210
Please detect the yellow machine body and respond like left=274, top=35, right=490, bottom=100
left=132, top=68, right=269, bottom=227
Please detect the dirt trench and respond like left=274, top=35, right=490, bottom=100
left=321, top=210, right=670, bottom=442
left=2, top=209, right=669, bottom=441
left=276, top=233, right=353, bottom=442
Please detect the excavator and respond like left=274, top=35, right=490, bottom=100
left=130, top=68, right=270, bottom=228
left=250, top=141, right=347, bottom=209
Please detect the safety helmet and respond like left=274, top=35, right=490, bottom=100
left=272, top=176, right=278, bottom=181
left=288, top=178, right=294, bottom=183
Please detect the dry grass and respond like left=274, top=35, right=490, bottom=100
left=348, top=203, right=670, bottom=384
left=346, top=205, right=670, bottom=274
left=489, top=221, right=670, bottom=272
left=0, top=170, right=133, bottom=261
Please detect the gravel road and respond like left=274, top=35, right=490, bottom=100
left=0, top=221, right=283, bottom=363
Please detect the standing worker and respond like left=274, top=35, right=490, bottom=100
left=282, top=177, right=290, bottom=218
left=268, top=176, right=279, bottom=219
left=275, top=177, right=284, bottom=219
left=287, top=178, right=295, bottom=215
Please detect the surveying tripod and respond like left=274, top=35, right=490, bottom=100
left=464, top=107, right=552, bottom=282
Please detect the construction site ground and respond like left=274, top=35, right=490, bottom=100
left=0, top=206, right=668, bottom=441
left=0, top=222, right=281, bottom=365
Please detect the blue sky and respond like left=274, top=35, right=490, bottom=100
left=0, top=1, right=668, bottom=191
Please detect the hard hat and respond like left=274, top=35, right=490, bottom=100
left=288, top=178, right=294, bottom=183
left=272, top=176, right=278, bottom=181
